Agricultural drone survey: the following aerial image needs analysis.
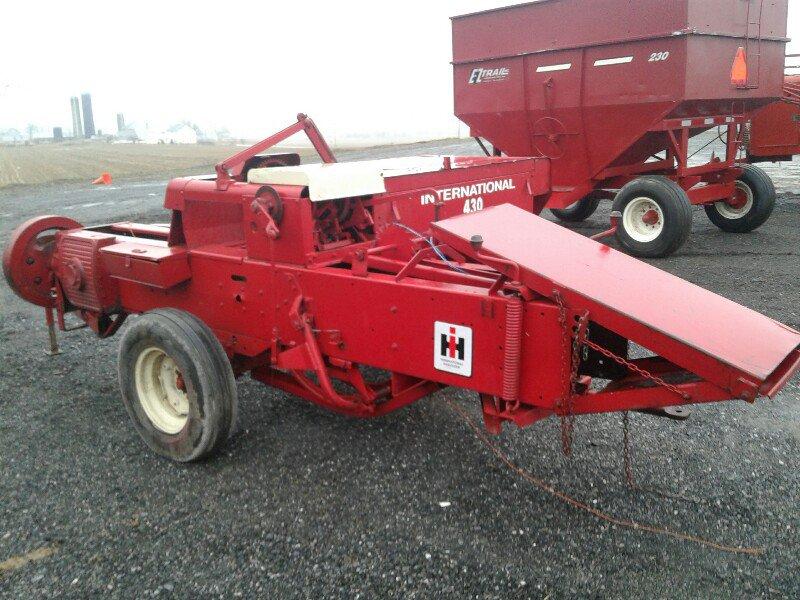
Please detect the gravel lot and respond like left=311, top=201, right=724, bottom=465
left=0, top=139, right=798, bottom=598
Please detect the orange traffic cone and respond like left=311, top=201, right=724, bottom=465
left=92, top=172, right=113, bottom=185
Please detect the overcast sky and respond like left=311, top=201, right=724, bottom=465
left=1, top=1, right=798, bottom=142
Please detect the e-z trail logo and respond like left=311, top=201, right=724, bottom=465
left=468, top=67, right=510, bottom=84
left=434, top=322, right=473, bottom=377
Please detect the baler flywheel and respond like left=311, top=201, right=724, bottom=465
left=3, top=216, right=82, bottom=307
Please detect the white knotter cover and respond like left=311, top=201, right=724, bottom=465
left=246, top=156, right=449, bottom=201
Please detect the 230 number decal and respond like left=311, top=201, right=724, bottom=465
left=648, top=51, right=670, bottom=62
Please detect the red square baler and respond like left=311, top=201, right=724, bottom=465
left=4, top=115, right=799, bottom=462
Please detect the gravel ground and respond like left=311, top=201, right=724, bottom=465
left=0, top=138, right=798, bottom=599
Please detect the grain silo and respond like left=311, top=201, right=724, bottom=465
left=81, top=93, right=95, bottom=138
left=70, top=97, right=83, bottom=139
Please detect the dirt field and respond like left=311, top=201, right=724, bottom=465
left=0, top=141, right=314, bottom=188
left=0, top=138, right=798, bottom=598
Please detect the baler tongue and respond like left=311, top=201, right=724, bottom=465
left=432, top=205, right=800, bottom=399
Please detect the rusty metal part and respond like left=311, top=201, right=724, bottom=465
left=639, top=406, right=693, bottom=420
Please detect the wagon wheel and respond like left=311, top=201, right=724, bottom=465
left=532, top=117, right=574, bottom=159
left=3, top=216, right=83, bottom=307
left=550, top=194, right=602, bottom=223
left=704, top=164, right=775, bottom=233
left=612, top=177, right=692, bottom=258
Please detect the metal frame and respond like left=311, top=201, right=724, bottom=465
left=596, top=115, right=744, bottom=205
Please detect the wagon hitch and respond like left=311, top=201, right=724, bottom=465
left=590, top=210, right=622, bottom=242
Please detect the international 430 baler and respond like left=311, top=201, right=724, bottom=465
left=3, top=115, right=799, bottom=462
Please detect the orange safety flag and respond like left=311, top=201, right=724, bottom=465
left=92, top=172, right=113, bottom=185
left=731, top=46, right=748, bottom=87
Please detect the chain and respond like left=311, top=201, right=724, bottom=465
left=554, top=291, right=591, bottom=456
left=553, top=290, right=689, bottom=462
left=623, top=411, right=635, bottom=488
left=447, top=398, right=764, bottom=556
left=623, top=409, right=705, bottom=503
left=553, top=292, right=575, bottom=455
left=580, top=337, right=691, bottom=401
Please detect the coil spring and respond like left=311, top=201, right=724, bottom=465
left=501, top=296, right=524, bottom=401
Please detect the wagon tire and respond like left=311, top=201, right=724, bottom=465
left=703, top=164, right=775, bottom=233
left=550, top=195, right=601, bottom=222
left=118, top=309, right=237, bottom=462
left=612, top=176, right=692, bottom=258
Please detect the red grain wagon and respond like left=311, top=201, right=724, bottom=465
left=746, top=72, right=800, bottom=162
left=452, top=0, right=789, bottom=257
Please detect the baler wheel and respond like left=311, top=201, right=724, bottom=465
left=550, top=195, right=601, bottom=222
left=612, top=177, right=692, bottom=258
left=118, top=309, right=238, bottom=462
left=704, top=164, right=776, bottom=233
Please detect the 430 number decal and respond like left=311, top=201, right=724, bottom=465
left=463, top=197, right=484, bottom=214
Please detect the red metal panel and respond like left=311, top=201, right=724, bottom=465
left=452, top=0, right=787, bottom=63
left=684, top=36, right=785, bottom=105
left=748, top=76, right=800, bottom=161
left=431, top=205, right=800, bottom=386
left=687, top=0, right=787, bottom=39
left=452, top=0, right=689, bottom=64
left=101, top=242, right=191, bottom=289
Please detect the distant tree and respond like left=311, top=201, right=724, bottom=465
left=26, top=123, right=38, bottom=141
left=180, top=120, right=203, bottom=136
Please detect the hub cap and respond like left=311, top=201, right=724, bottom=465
left=622, top=197, right=665, bottom=243
left=714, top=181, right=753, bottom=220
left=134, top=347, right=189, bottom=434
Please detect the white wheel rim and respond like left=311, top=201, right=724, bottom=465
left=622, top=196, right=665, bottom=243
left=134, top=346, right=189, bottom=434
left=713, top=181, right=753, bottom=220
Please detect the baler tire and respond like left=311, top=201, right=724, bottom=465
left=703, top=164, right=776, bottom=233
left=118, top=309, right=237, bottom=462
left=550, top=195, right=601, bottom=222
left=613, top=177, right=692, bottom=258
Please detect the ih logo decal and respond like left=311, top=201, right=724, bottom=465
left=434, top=322, right=472, bottom=377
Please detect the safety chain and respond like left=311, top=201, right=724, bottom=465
left=553, top=291, right=576, bottom=455
left=553, top=290, right=690, bottom=459
left=580, top=337, right=692, bottom=401
left=623, top=411, right=635, bottom=488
